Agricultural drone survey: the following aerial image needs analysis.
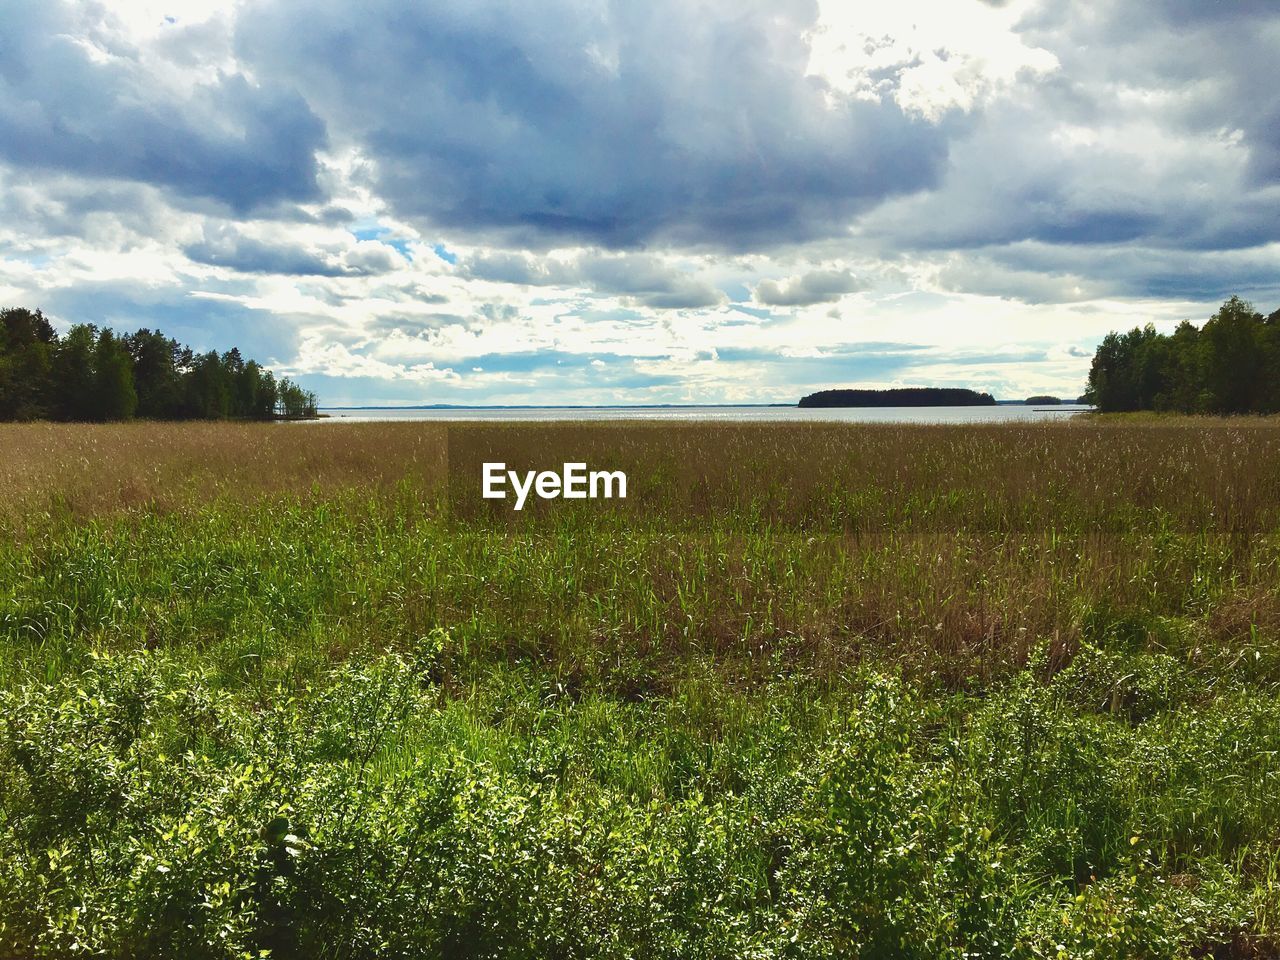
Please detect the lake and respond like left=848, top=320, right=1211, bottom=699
left=318, top=404, right=1094, bottom=424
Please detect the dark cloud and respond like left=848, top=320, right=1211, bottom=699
left=755, top=269, right=862, bottom=306
left=236, top=0, right=951, bottom=249
left=319, top=207, right=357, bottom=226
left=343, top=244, right=400, bottom=276
left=183, top=225, right=396, bottom=277
left=575, top=254, right=724, bottom=309
left=964, top=242, right=1280, bottom=307
left=933, top=253, right=1103, bottom=305
left=367, top=313, right=468, bottom=338
left=0, top=2, right=326, bottom=212
left=634, top=289, right=722, bottom=310
left=461, top=252, right=556, bottom=286
left=184, top=237, right=344, bottom=277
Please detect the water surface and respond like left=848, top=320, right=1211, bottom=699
left=318, top=404, right=1093, bottom=424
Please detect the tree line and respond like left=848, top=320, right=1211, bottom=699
left=0, top=307, right=317, bottom=422
left=1085, top=296, right=1280, bottom=414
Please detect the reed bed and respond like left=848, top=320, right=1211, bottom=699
left=0, top=418, right=1277, bottom=958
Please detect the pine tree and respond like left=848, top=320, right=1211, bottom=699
left=93, top=328, right=138, bottom=421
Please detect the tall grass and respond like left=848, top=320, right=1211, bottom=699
left=0, top=419, right=1278, bottom=958
left=0, top=421, right=447, bottom=527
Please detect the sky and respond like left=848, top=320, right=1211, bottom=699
left=1, top=0, right=1278, bottom=405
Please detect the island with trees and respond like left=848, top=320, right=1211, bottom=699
left=1025, top=395, right=1062, bottom=405
left=0, top=307, right=317, bottom=422
left=1085, top=296, right=1280, bottom=414
left=798, top=387, right=997, bottom=408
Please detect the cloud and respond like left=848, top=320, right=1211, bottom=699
left=0, top=1, right=326, bottom=212
left=575, top=253, right=724, bottom=309
left=460, top=252, right=558, bottom=287
left=183, top=225, right=400, bottom=277
left=367, top=313, right=469, bottom=338
left=846, top=0, right=1280, bottom=278
left=967, top=242, right=1280, bottom=305
left=0, top=173, right=179, bottom=249
left=755, top=269, right=863, bottom=306
left=235, top=0, right=952, bottom=249
left=460, top=250, right=724, bottom=308
left=184, top=233, right=344, bottom=277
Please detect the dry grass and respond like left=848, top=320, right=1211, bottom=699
left=444, top=418, right=1280, bottom=535
left=0, top=421, right=447, bottom=527
left=3, top=416, right=1278, bottom=689
left=5, top=417, right=1279, bottom=532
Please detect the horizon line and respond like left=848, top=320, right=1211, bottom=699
left=321, top=400, right=1091, bottom=410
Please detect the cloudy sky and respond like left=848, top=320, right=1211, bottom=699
left=2, top=0, right=1278, bottom=405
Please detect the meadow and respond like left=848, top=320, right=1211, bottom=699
left=1, top=418, right=1278, bottom=958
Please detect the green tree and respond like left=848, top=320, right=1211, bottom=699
left=52, top=324, right=99, bottom=420
left=276, top=378, right=317, bottom=418
left=235, top=360, right=277, bottom=419
left=93, top=328, right=137, bottom=421
left=0, top=307, right=57, bottom=419
left=1200, top=296, right=1262, bottom=414
left=1086, top=325, right=1163, bottom=412
left=1157, top=321, right=1204, bottom=413
left=183, top=351, right=232, bottom=419
left=124, top=329, right=183, bottom=418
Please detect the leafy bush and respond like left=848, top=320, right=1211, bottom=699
left=3, top=652, right=1276, bottom=958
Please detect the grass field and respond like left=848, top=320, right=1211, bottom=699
left=1, top=419, right=1279, bottom=958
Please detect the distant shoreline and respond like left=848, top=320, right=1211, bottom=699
left=318, top=400, right=1050, bottom=411
left=320, top=403, right=798, bottom=410
left=307, top=404, right=1094, bottom=425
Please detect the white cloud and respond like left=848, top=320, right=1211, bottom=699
left=806, top=0, right=1058, bottom=118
